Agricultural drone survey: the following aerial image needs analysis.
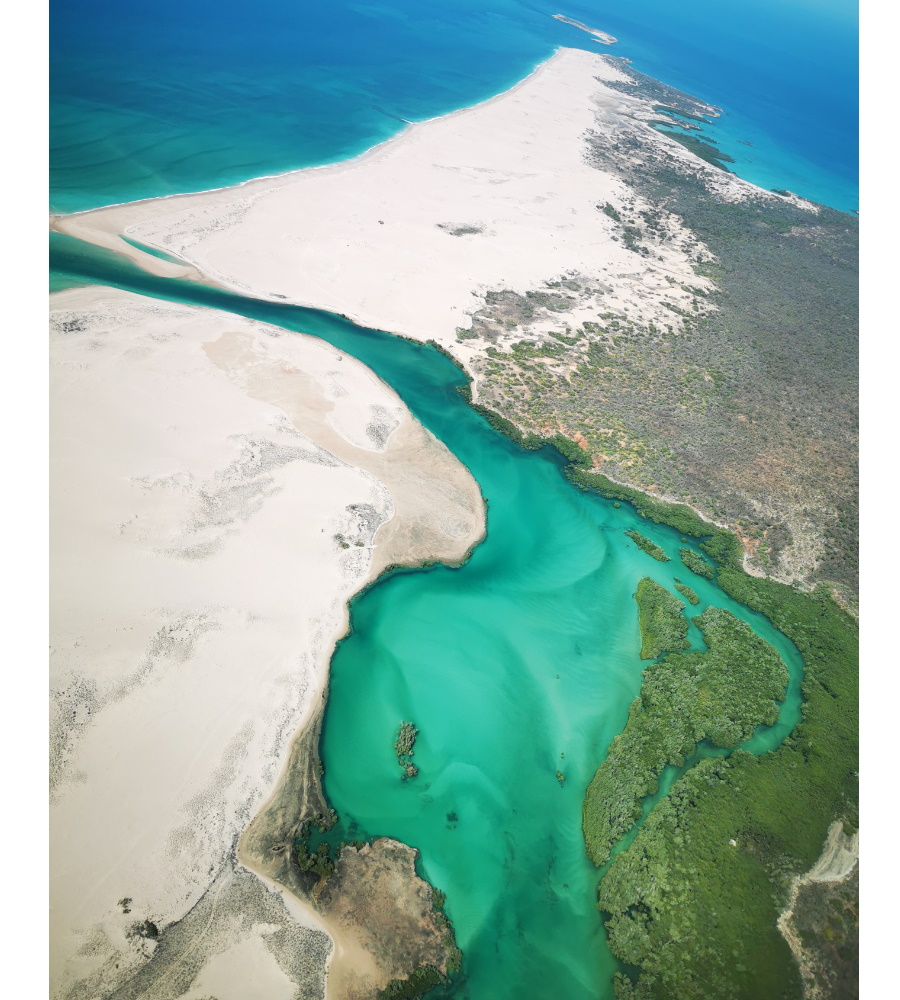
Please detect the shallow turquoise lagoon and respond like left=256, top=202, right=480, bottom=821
left=318, top=395, right=803, bottom=1000
left=52, top=234, right=805, bottom=998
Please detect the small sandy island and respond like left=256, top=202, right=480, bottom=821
left=50, top=286, right=484, bottom=999
left=552, top=14, right=618, bottom=45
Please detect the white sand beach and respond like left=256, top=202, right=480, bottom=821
left=49, top=286, right=484, bottom=998
left=52, top=47, right=733, bottom=352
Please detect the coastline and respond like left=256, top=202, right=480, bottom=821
left=49, top=286, right=485, bottom=999
left=50, top=47, right=727, bottom=350
left=234, top=491, right=487, bottom=1000
left=49, top=38, right=859, bottom=999
left=48, top=47, right=570, bottom=291
left=56, top=47, right=569, bottom=221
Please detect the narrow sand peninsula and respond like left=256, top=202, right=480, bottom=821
left=50, top=286, right=484, bottom=999
left=52, top=47, right=724, bottom=350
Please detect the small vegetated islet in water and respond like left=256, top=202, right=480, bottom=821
left=625, top=529, right=670, bottom=562
left=680, top=546, right=715, bottom=579
left=673, top=580, right=700, bottom=605
left=394, top=721, right=419, bottom=780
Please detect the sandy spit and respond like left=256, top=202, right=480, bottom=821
left=50, top=286, right=484, bottom=999
left=50, top=47, right=719, bottom=353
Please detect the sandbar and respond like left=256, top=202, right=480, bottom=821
left=52, top=47, right=735, bottom=352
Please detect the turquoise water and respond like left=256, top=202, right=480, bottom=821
left=51, top=0, right=857, bottom=214
left=120, top=236, right=187, bottom=264
left=50, top=233, right=805, bottom=997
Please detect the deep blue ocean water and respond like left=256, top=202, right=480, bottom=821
left=51, top=0, right=858, bottom=215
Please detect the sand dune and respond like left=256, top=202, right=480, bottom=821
left=49, top=286, right=484, bottom=999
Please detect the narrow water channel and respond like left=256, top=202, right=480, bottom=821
left=51, top=232, right=805, bottom=999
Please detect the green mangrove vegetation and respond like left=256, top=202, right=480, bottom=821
left=377, top=965, right=449, bottom=999
left=569, top=470, right=748, bottom=581
left=680, top=546, right=715, bottom=578
left=289, top=812, right=365, bottom=889
left=673, top=580, right=700, bottom=605
left=594, top=521, right=857, bottom=998
left=634, top=578, right=689, bottom=659
left=394, top=721, right=420, bottom=779
left=583, top=607, right=789, bottom=868
left=569, top=471, right=721, bottom=537
left=625, top=530, right=670, bottom=562
left=651, top=125, right=736, bottom=171
left=292, top=839, right=337, bottom=882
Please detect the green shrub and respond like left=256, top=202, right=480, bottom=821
left=674, top=581, right=700, bottom=605
left=635, top=578, right=689, bottom=659
left=394, top=722, right=420, bottom=780
left=377, top=965, right=448, bottom=999
left=680, top=547, right=715, bottom=578
left=583, top=608, right=788, bottom=867
left=594, top=541, right=857, bottom=1000
left=625, top=529, right=669, bottom=562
